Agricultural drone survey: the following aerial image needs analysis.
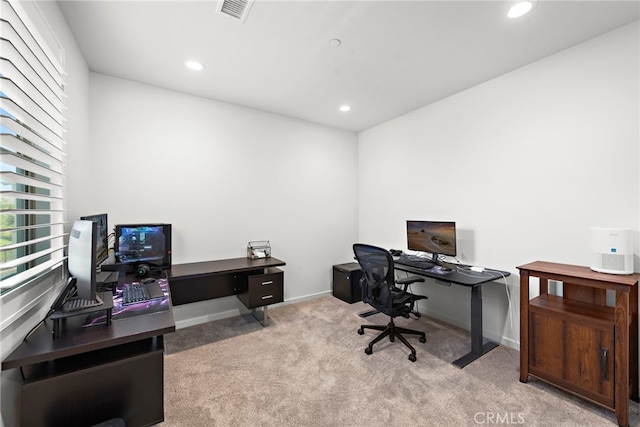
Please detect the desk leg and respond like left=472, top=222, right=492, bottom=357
left=452, top=285, right=499, bottom=368
left=253, top=306, right=269, bottom=327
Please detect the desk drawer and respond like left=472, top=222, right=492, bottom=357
left=238, top=268, right=283, bottom=308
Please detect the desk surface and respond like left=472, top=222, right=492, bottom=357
left=2, top=281, right=175, bottom=371
left=169, top=257, right=286, bottom=279
left=394, top=262, right=510, bottom=286
left=518, top=261, right=639, bottom=290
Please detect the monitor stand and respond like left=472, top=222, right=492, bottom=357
left=49, top=291, right=114, bottom=338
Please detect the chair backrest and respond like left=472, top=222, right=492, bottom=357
left=353, top=244, right=395, bottom=312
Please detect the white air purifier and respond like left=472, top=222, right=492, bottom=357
left=590, top=227, right=633, bottom=275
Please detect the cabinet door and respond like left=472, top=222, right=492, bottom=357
left=529, top=310, right=614, bottom=408
left=564, top=321, right=614, bottom=406
left=529, top=312, right=565, bottom=379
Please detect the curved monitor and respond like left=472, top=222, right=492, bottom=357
left=406, top=220, right=457, bottom=262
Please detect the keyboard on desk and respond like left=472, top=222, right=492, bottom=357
left=122, top=281, right=164, bottom=305
left=394, top=255, right=435, bottom=270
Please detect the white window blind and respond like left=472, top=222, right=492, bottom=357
left=0, top=0, right=66, bottom=295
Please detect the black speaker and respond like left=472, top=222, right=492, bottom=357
left=332, top=262, right=362, bottom=304
left=135, top=263, right=152, bottom=278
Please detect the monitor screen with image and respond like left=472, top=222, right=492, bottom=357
left=115, top=223, right=172, bottom=271
left=406, top=220, right=457, bottom=262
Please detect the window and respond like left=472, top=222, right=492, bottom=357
left=0, top=0, right=66, bottom=295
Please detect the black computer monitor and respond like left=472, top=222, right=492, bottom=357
left=115, top=223, right=172, bottom=272
left=80, top=213, right=109, bottom=266
left=67, top=219, right=99, bottom=301
left=406, top=220, right=457, bottom=263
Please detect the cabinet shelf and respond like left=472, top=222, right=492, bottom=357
left=529, top=294, right=614, bottom=327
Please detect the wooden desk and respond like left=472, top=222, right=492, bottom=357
left=393, top=263, right=510, bottom=368
left=518, top=261, right=639, bottom=427
left=2, top=282, right=175, bottom=427
left=168, top=257, right=286, bottom=325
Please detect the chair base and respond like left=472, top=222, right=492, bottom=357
left=358, top=318, right=426, bottom=362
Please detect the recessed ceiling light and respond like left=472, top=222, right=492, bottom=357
left=339, top=105, right=351, bottom=112
left=329, top=38, right=342, bottom=47
left=507, top=1, right=535, bottom=19
left=185, top=60, right=204, bottom=71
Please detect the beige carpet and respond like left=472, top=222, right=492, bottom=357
left=162, top=296, right=639, bottom=426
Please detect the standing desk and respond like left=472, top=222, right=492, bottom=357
left=1, top=280, right=175, bottom=427
left=393, top=263, right=510, bottom=368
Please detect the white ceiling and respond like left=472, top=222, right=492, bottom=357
left=57, top=1, right=639, bottom=132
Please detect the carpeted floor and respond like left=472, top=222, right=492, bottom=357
left=162, top=296, right=639, bottom=426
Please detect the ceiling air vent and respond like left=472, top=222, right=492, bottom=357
left=217, top=0, right=254, bottom=23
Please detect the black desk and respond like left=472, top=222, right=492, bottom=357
left=2, top=280, right=175, bottom=427
left=168, top=257, right=286, bottom=326
left=394, top=263, right=510, bottom=368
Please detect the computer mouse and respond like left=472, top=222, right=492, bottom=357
left=435, top=265, right=452, bottom=272
left=141, top=278, right=156, bottom=284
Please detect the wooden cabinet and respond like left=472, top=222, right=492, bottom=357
left=518, top=261, right=639, bottom=427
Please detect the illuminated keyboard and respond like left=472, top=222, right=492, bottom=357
left=121, top=281, right=164, bottom=305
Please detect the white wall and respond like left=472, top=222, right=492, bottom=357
left=358, top=21, right=639, bottom=348
left=86, top=74, right=359, bottom=326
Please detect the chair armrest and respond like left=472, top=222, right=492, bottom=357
left=393, top=276, right=425, bottom=297
left=396, top=276, right=425, bottom=286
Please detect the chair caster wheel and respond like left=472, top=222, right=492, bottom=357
left=365, top=347, right=372, bottom=355
left=419, top=336, right=426, bottom=343
left=409, top=353, right=416, bottom=362
left=358, top=328, right=364, bottom=335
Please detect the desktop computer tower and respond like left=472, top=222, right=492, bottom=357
left=332, top=263, right=362, bottom=304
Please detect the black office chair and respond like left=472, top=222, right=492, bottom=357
left=353, top=243, right=428, bottom=362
